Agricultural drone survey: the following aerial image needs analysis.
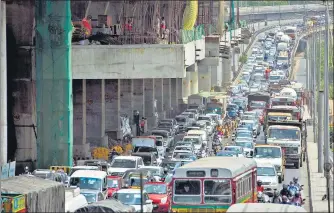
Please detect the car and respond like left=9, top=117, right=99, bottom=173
left=181, top=112, right=197, bottom=125
left=184, top=109, right=199, bottom=120
left=108, top=156, right=144, bottom=177
left=113, top=189, right=153, bottom=212
left=159, top=119, right=180, bottom=134
left=173, top=145, right=194, bottom=154
left=223, top=146, right=244, bottom=157
left=249, top=85, right=260, bottom=93
left=240, top=119, right=260, bottom=136
left=216, top=150, right=239, bottom=157
left=144, top=182, right=171, bottom=212
left=233, top=130, right=253, bottom=141
left=256, top=163, right=280, bottom=196
left=234, top=140, right=255, bottom=157
left=175, top=115, right=191, bottom=132
left=107, top=176, right=123, bottom=197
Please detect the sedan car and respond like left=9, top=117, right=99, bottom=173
left=223, top=146, right=244, bottom=157
left=144, top=182, right=170, bottom=213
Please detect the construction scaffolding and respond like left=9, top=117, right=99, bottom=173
left=71, top=0, right=188, bottom=45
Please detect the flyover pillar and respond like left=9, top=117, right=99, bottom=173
left=171, top=78, right=179, bottom=117
left=163, top=78, right=172, bottom=118
left=154, top=78, right=164, bottom=119
left=144, top=79, right=156, bottom=129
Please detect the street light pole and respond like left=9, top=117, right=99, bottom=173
left=323, top=2, right=331, bottom=212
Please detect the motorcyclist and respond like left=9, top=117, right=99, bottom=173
left=280, top=195, right=290, bottom=204
left=272, top=190, right=282, bottom=203
left=288, top=181, right=298, bottom=193
left=257, top=180, right=264, bottom=192
left=280, top=184, right=292, bottom=197
left=291, top=192, right=303, bottom=205
left=293, top=177, right=301, bottom=189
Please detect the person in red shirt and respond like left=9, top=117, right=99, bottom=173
left=265, top=68, right=271, bottom=80
left=160, top=17, right=166, bottom=39
left=124, top=19, right=133, bottom=31
left=257, top=180, right=264, bottom=192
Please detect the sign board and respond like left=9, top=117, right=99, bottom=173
left=0, top=161, right=16, bottom=179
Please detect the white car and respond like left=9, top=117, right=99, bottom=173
left=234, top=140, right=255, bottom=157
left=256, top=163, right=280, bottom=193
left=108, top=156, right=144, bottom=177
left=113, top=189, right=153, bottom=212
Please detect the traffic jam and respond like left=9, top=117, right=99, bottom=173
left=28, top=25, right=308, bottom=212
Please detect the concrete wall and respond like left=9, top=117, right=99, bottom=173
left=184, top=42, right=196, bottom=67
left=195, top=38, right=206, bottom=61
left=72, top=44, right=186, bottom=79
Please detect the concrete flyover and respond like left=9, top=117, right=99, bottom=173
left=234, top=4, right=333, bottom=21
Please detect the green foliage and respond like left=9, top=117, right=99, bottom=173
left=239, top=53, right=248, bottom=64
left=316, top=40, right=334, bottom=98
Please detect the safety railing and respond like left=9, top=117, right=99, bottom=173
left=180, top=24, right=205, bottom=44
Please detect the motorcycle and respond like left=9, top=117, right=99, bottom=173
left=257, top=191, right=270, bottom=203
left=291, top=198, right=306, bottom=206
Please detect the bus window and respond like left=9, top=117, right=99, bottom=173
left=204, top=179, right=232, bottom=204
left=174, top=180, right=201, bottom=203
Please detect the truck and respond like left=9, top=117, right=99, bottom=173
left=247, top=92, right=271, bottom=110
left=265, top=120, right=306, bottom=169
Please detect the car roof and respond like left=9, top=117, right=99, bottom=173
left=117, top=189, right=143, bottom=193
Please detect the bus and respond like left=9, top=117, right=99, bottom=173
left=171, top=157, right=257, bottom=212
left=227, top=203, right=307, bottom=212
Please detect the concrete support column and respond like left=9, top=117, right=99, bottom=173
left=144, top=79, right=156, bottom=129
left=171, top=78, right=178, bottom=117
left=210, top=65, right=218, bottom=88
left=163, top=79, right=171, bottom=118
left=86, top=80, right=102, bottom=146
left=217, top=58, right=223, bottom=87
left=182, top=73, right=191, bottom=99
left=105, top=79, right=120, bottom=139
left=132, top=79, right=145, bottom=116
left=222, top=58, right=232, bottom=89
left=190, top=71, right=199, bottom=94
left=119, top=79, right=133, bottom=119
left=100, top=79, right=107, bottom=146
left=0, top=1, right=7, bottom=163
left=198, top=65, right=212, bottom=92
left=154, top=78, right=164, bottom=119
left=82, top=79, right=87, bottom=145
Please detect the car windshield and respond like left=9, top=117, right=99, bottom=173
left=254, top=147, right=281, bottom=158
left=175, top=117, right=186, bottom=122
left=268, top=115, right=291, bottom=121
left=217, top=152, right=236, bottom=157
left=69, top=177, right=101, bottom=191
left=183, top=138, right=200, bottom=145
left=111, top=159, right=136, bottom=168
left=250, top=101, right=266, bottom=108
left=224, top=147, right=242, bottom=154
left=198, top=117, right=210, bottom=121
left=183, top=113, right=194, bottom=118
left=81, top=193, right=96, bottom=203
left=236, top=132, right=252, bottom=138
left=257, top=167, right=276, bottom=176
left=114, top=193, right=142, bottom=205
left=144, top=184, right=167, bottom=194
left=268, top=128, right=300, bottom=140
left=175, top=147, right=192, bottom=151
left=277, top=56, right=288, bottom=61
left=235, top=142, right=253, bottom=149
left=107, top=179, right=119, bottom=188
left=270, top=76, right=281, bottom=80
left=161, top=162, right=178, bottom=170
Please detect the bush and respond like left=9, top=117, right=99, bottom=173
left=239, top=53, right=248, bottom=64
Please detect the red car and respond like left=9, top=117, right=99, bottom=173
left=144, top=182, right=171, bottom=212
left=107, top=176, right=122, bottom=197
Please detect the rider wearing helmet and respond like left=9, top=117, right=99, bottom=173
left=273, top=190, right=282, bottom=203
left=288, top=181, right=298, bottom=192
left=280, top=184, right=292, bottom=197
left=257, top=180, right=264, bottom=192
left=281, top=195, right=290, bottom=204
left=291, top=191, right=302, bottom=204
left=293, top=177, right=300, bottom=188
